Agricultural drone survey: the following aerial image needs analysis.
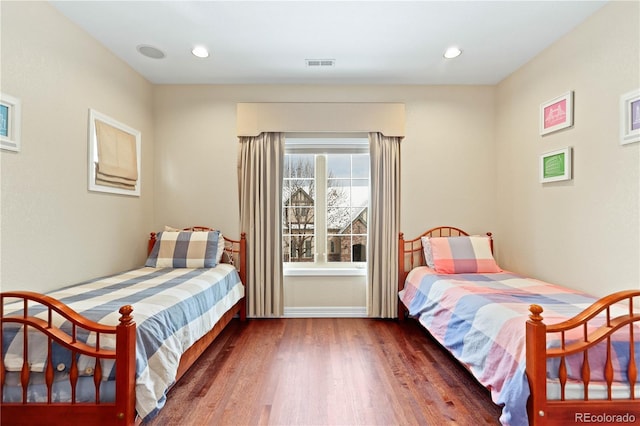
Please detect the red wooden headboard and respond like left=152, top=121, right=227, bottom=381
left=397, top=226, right=493, bottom=320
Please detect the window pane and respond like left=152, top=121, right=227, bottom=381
left=284, top=155, right=315, bottom=220
left=284, top=154, right=315, bottom=178
left=282, top=236, right=292, bottom=262
left=326, top=235, right=368, bottom=262
left=327, top=235, right=347, bottom=262
left=351, top=179, right=369, bottom=208
left=351, top=207, right=367, bottom=235
left=352, top=154, right=369, bottom=178
left=327, top=207, right=351, bottom=233
left=283, top=206, right=314, bottom=230
left=327, top=179, right=351, bottom=207
left=286, top=235, right=314, bottom=262
left=283, top=180, right=315, bottom=205
left=327, top=155, right=350, bottom=178
left=352, top=236, right=367, bottom=262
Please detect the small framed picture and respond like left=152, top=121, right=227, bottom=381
left=88, top=109, right=141, bottom=196
left=0, top=92, right=22, bottom=152
left=540, top=147, right=572, bottom=183
left=540, top=91, right=574, bottom=136
left=620, top=89, right=640, bottom=145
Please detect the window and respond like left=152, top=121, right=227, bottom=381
left=282, top=138, right=369, bottom=268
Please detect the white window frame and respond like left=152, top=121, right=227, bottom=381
left=283, top=137, right=369, bottom=276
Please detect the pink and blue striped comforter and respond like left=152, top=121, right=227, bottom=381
left=399, top=267, right=639, bottom=426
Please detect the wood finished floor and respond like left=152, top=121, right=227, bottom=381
left=146, top=318, right=501, bottom=426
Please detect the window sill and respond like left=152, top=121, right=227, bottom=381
left=283, top=267, right=367, bottom=277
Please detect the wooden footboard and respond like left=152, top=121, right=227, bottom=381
left=527, top=290, right=640, bottom=425
left=0, top=292, right=136, bottom=425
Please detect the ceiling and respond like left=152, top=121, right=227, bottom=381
left=49, top=1, right=608, bottom=85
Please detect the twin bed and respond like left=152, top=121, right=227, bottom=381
left=3, top=224, right=639, bottom=425
left=1, top=227, right=246, bottom=425
left=398, top=226, right=640, bottom=425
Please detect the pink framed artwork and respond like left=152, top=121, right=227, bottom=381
left=539, top=91, right=574, bottom=136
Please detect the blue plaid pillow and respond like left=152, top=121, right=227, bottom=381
left=145, top=231, right=221, bottom=268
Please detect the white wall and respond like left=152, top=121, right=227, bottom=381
left=2, top=1, right=636, bottom=309
left=153, top=85, right=497, bottom=236
left=0, top=2, right=155, bottom=292
left=495, top=1, right=640, bottom=296
left=153, top=85, right=496, bottom=309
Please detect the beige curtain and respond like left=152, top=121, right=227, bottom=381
left=237, top=132, right=285, bottom=317
left=367, top=132, right=401, bottom=318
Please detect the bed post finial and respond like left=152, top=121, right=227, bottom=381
left=529, top=304, right=543, bottom=322
left=116, top=304, right=136, bottom=424
left=118, top=305, right=134, bottom=325
left=148, top=232, right=158, bottom=256
left=486, top=232, right=494, bottom=254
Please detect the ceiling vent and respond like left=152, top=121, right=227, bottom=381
left=136, top=44, right=166, bottom=59
left=306, top=59, right=335, bottom=68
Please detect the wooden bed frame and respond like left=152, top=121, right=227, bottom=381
left=398, top=226, right=640, bottom=425
left=1, top=228, right=246, bottom=425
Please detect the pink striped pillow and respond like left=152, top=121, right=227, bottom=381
left=428, top=236, right=502, bottom=274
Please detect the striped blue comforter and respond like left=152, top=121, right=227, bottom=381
left=2, top=265, right=244, bottom=421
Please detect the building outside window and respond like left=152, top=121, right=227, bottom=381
left=282, top=139, right=369, bottom=267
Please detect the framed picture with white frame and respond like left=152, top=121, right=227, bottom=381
left=620, top=89, right=640, bottom=145
left=540, top=147, right=572, bottom=183
left=88, top=109, right=141, bottom=196
left=0, top=92, right=22, bottom=152
left=540, top=91, right=574, bottom=136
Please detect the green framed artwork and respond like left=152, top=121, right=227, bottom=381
left=540, top=147, right=572, bottom=183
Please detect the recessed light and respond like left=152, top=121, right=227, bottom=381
left=192, top=46, right=209, bottom=58
left=443, top=46, right=462, bottom=59
left=136, top=45, right=165, bottom=59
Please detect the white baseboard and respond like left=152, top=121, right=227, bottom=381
left=283, top=306, right=368, bottom=318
